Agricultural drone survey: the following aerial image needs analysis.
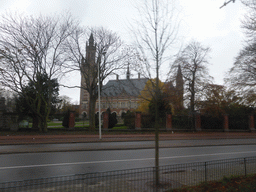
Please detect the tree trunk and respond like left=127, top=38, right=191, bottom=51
left=155, top=66, right=160, bottom=187
left=41, top=116, right=48, bottom=133
left=32, top=116, right=39, bottom=131
left=88, top=96, right=97, bottom=131
left=38, top=117, right=42, bottom=132
left=190, top=74, right=195, bottom=130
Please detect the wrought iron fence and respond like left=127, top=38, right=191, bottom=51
left=141, top=114, right=166, bottom=129
left=201, top=115, right=223, bottom=130
left=229, top=114, right=249, bottom=130
left=1, top=156, right=256, bottom=191
left=254, top=114, right=256, bottom=130
left=172, top=115, right=193, bottom=130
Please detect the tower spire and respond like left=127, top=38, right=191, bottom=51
left=79, top=33, right=96, bottom=117
left=126, top=63, right=130, bottom=79
left=89, top=33, right=94, bottom=46
left=177, top=65, right=182, bottom=80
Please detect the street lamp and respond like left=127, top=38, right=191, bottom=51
left=98, top=51, right=106, bottom=140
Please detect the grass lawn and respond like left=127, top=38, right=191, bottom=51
left=27, top=121, right=89, bottom=129
left=1, top=121, right=158, bottom=136
left=169, top=174, right=256, bottom=192
left=46, top=121, right=129, bottom=130
left=47, top=121, right=89, bottom=128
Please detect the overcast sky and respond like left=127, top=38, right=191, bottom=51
left=0, top=0, right=247, bottom=103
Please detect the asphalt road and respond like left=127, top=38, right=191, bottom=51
left=1, top=144, right=256, bottom=183
left=1, top=138, right=256, bottom=154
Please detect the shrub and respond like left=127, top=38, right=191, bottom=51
left=62, top=110, right=70, bottom=128
left=123, top=110, right=135, bottom=129
left=121, top=111, right=126, bottom=119
left=106, top=108, right=117, bottom=129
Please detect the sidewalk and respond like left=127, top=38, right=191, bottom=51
left=1, top=132, right=256, bottom=145
left=0, top=132, right=256, bottom=154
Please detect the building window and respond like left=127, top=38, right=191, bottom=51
left=128, top=101, right=131, bottom=108
left=132, top=102, right=138, bottom=108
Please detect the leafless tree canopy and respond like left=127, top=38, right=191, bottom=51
left=130, top=0, right=180, bottom=81
left=65, top=27, right=124, bottom=130
left=66, top=27, right=123, bottom=78
left=170, top=41, right=212, bottom=112
left=0, top=12, right=77, bottom=131
left=0, top=12, right=76, bottom=93
left=226, top=0, right=256, bottom=101
left=65, top=27, right=124, bottom=89
left=229, top=44, right=256, bottom=87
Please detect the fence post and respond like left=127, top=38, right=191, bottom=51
left=205, top=162, right=207, bottom=182
left=244, top=158, right=247, bottom=176
left=153, top=166, right=158, bottom=192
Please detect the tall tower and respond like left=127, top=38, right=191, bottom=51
left=126, top=63, right=130, bottom=79
left=176, top=65, right=184, bottom=109
left=79, top=33, right=96, bottom=116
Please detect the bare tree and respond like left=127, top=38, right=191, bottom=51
left=130, top=0, right=181, bottom=186
left=227, top=44, right=256, bottom=89
left=55, top=95, right=73, bottom=114
left=170, top=41, right=212, bottom=116
left=65, top=27, right=124, bottom=131
left=0, top=12, right=77, bottom=132
left=225, top=0, right=256, bottom=103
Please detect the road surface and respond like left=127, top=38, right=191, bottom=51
left=1, top=138, right=256, bottom=153
left=1, top=144, right=256, bottom=182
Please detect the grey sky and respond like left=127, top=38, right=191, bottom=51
left=0, top=0, right=246, bottom=103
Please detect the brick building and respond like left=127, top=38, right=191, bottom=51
left=79, top=34, right=184, bottom=117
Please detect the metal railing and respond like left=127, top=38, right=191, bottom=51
left=1, top=156, right=256, bottom=191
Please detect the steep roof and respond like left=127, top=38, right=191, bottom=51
left=101, top=78, right=148, bottom=97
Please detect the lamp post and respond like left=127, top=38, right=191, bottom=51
left=98, top=57, right=101, bottom=140
left=220, top=0, right=235, bottom=9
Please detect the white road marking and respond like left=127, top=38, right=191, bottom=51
left=1, top=150, right=256, bottom=170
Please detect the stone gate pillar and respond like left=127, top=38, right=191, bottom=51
left=195, top=113, right=202, bottom=131
left=166, top=113, right=172, bottom=131
left=68, top=111, right=75, bottom=129
left=103, top=112, right=109, bottom=130
left=135, top=112, right=142, bottom=130
left=249, top=115, right=255, bottom=132
left=224, top=114, right=229, bottom=132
